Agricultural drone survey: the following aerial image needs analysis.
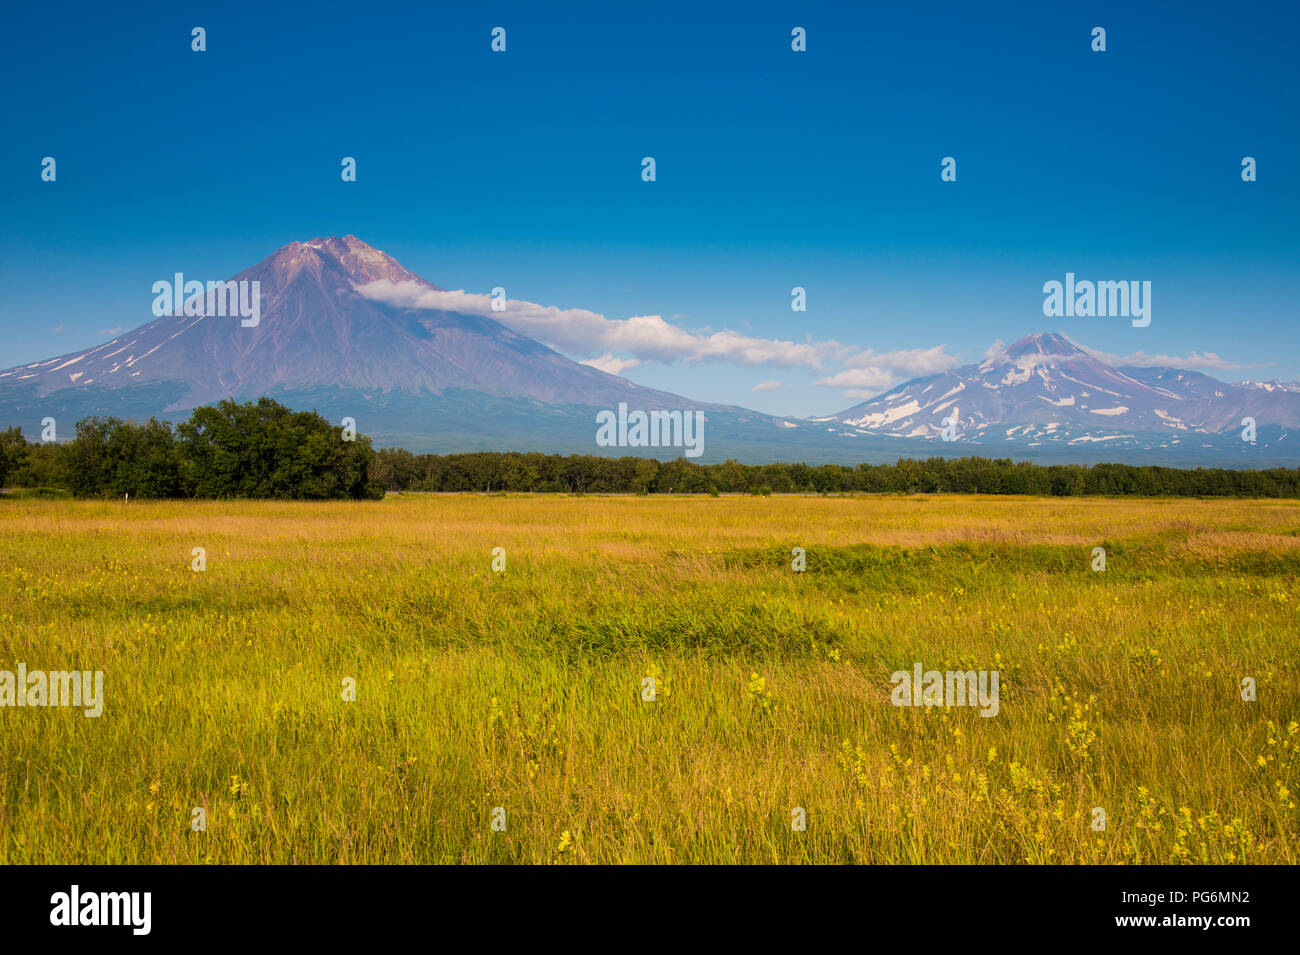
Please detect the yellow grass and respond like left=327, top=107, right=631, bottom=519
left=1, top=493, right=1296, bottom=863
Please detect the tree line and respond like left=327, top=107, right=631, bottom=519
left=2, top=399, right=1299, bottom=498
left=0, top=398, right=383, bottom=499
left=369, top=448, right=1300, bottom=497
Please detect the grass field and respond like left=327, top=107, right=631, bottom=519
left=1, top=493, right=1297, bottom=864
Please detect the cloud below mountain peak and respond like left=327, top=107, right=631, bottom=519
left=353, top=280, right=846, bottom=371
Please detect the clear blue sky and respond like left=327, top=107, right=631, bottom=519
left=1, top=0, right=1296, bottom=417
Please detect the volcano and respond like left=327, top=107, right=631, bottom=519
left=0, top=235, right=707, bottom=412
left=0, top=236, right=805, bottom=458
left=1, top=241, right=1295, bottom=466
left=819, top=332, right=1300, bottom=455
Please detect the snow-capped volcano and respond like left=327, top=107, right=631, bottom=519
left=820, top=332, right=1300, bottom=448
left=0, top=235, right=697, bottom=410
left=0, top=236, right=806, bottom=458
left=1, top=240, right=1295, bottom=466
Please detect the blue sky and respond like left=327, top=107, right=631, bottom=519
left=1, top=0, right=1296, bottom=417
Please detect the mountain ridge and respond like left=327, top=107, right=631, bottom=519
left=1, top=241, right=1296, bottom=466
left=0, top=235, right=724, bottom=413
left=821, top=332, right=1300, bottom=453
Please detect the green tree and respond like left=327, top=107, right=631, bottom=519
left=177, top=398, right=382, bottom=499
left=0, top=426, right=26, bottom=487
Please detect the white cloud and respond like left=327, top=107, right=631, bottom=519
left=51, top=324, right=64, bottom=334
left=582, top=353, right=643, bottom=376
left=841, top=345, right=962, bottom=376
left=97, top=325, right=125, bottom=338
left=1081, top=345, right=1252, bottom=372
left=817, top=345, right=962, bottom=399
left=983, top=338, right=1005, bottom=359
left=355, top=280, right=847, bottom=370
left=814, top=366, right=899, bottom=393
left=353, top=281, right=1011, bottom=403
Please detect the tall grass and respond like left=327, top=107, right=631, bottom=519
left=1, top=493, right=1296, bottom=863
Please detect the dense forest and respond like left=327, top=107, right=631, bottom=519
left=367, top=448, right=1300, bottom=497
left=2, top=399, right=1299, bottom=499
left=0, top=399, right=382, bottom=500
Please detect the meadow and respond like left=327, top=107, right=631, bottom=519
left=0, top=493, right=1296, bottom=864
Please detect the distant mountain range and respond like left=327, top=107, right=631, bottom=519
left=818, top=332, right=1299, bottom=460
left=0, top=237, right=1294, bottom=467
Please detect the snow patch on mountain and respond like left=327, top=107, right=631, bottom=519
left=823, top=332, right=1300, bottom=449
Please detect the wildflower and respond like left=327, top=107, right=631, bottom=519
left=747, top=671, right=773, bottom=715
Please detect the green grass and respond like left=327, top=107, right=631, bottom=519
left=0, top=493, right=1296, bottom=863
